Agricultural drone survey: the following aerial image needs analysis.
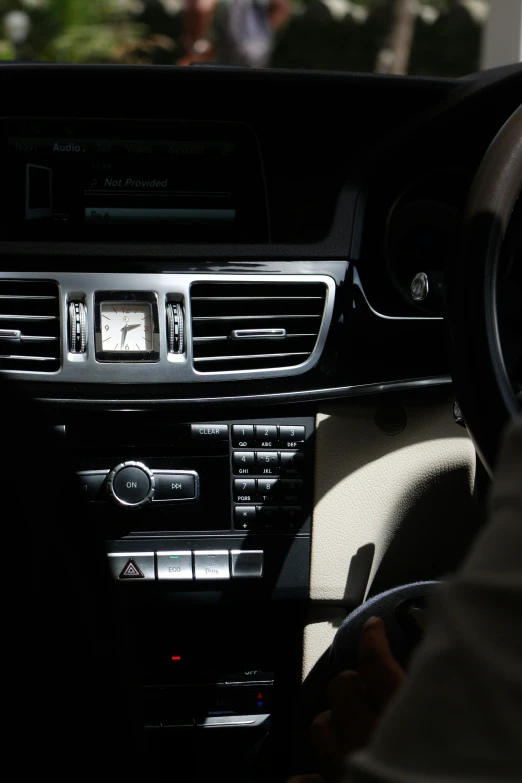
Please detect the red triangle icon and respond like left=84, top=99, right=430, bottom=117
left=257, top=692, right=263, bottom=700
left=119, top=559, right=145, bottom=579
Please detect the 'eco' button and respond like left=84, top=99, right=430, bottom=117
left=157, top=552, right=193, bottom=580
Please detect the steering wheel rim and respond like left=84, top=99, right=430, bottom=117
left=448, top=102, right=522, bottom=475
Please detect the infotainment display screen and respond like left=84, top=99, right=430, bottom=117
left=2, top=119, right=269, bottom=242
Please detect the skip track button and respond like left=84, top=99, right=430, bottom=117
left=154, top=472, right=197, bottom=501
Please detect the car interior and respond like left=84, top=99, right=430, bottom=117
left=1, top=60, right=521, bottom=782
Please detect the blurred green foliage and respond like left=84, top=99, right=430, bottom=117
left=1, top=0, right=180, bottom=63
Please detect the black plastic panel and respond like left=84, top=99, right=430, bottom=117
left=107, top=536, right=310, bottom=601
left=0, top=63, right=459, bottom=259
left=66, top=412, right=313, bottom=599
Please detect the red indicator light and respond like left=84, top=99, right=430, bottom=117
left=257, top=692, right=263, bottom=699
left=171, top=656, right=182, bottom=661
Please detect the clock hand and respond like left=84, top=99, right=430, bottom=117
left=120, top=323, right=128, bottom=349
left=126, top=323, right=142, bottom=332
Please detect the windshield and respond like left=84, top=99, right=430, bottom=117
left=0, top=1, right=516, bottom=77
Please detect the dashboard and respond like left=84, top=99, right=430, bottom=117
left=2, top=62, right=521, bottom=782
left=1, top=64, right=520, bottom=405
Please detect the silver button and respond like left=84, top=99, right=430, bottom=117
left=196, top=714, right=270, bottom=728
left=231, top=550, right=264, bottom=579
left=194, top=551, right=230, bottom=580
left=410, top=272, right=429, bottom=302
left=157, top=551, right=193, bottom=580
left=107, top=552, right=155, bottom=580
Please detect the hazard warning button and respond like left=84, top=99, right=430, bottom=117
left=120, top=559, right=144, bottom=579
left=107, top=552, right=155, bottom=581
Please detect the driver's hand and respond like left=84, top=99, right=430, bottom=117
left=299, top=616, right=406, bottom=783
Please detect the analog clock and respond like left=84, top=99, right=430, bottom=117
left=94, top=292, right=160, bottom=362
left=100, top=302, right=153, bottom=352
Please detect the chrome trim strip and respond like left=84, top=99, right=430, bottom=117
left=354, top=269, right=443, bottom=321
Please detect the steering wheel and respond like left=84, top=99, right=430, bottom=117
left=448, top=103, right=522, bottom=474
left=296, top=107, right=522, bottom=767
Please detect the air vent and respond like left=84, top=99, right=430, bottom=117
left=0, top=280, right=60, bottom=373
left=190, top=279, right=331, bottom=374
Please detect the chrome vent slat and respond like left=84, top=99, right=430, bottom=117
left=194, top=352, right=309, bottom=363
left=191, top=296, right=323, bottom=301
left=0, top=295, right=57, bottom=300
left=190, top=280, right=329, bottom=375
left=0, top=280, right=60, bottom=373
left=20, top=335, right=59, bottom=342
left=193, top=314, right=321, bottom=321
left=0, top=354, right=56, bottom=362
left=193, top=333, right=317, bottom=343
left=0, top=314, right=58, bottom=321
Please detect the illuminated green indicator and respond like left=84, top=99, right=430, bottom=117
left=169, top=555, right=179, bottom=559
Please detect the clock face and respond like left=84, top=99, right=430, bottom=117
left=100, top=302, right=153, bottom=352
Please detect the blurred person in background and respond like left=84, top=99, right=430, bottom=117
left=178, top=0, right=291, bottom=67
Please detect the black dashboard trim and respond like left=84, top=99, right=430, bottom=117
left=0, top=62, right=461, bottom=259
left=4, top=64, right=519, bottom=408
left=34, top=375, right=452, bottom=410
left=0, top=208, right=357, bottom=261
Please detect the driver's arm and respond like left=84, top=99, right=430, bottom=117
left=343, top=416, right=522, bottom=782
left=291, top=417, right=522, bottom=783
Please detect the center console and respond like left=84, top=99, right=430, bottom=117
left=0, top=259, right=336, bottom=779
left=76, top=414, right=313, bottom=596
left=65, top=410, right=315, bottom=776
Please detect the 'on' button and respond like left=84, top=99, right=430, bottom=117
left=112, top=466, right=151, bottom=504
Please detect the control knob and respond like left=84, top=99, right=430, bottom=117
left=68, top=301, right=87, bottom=354
left=167, top=302, right=184, bottom=354
left=107, top=461, right=155, bottom=507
